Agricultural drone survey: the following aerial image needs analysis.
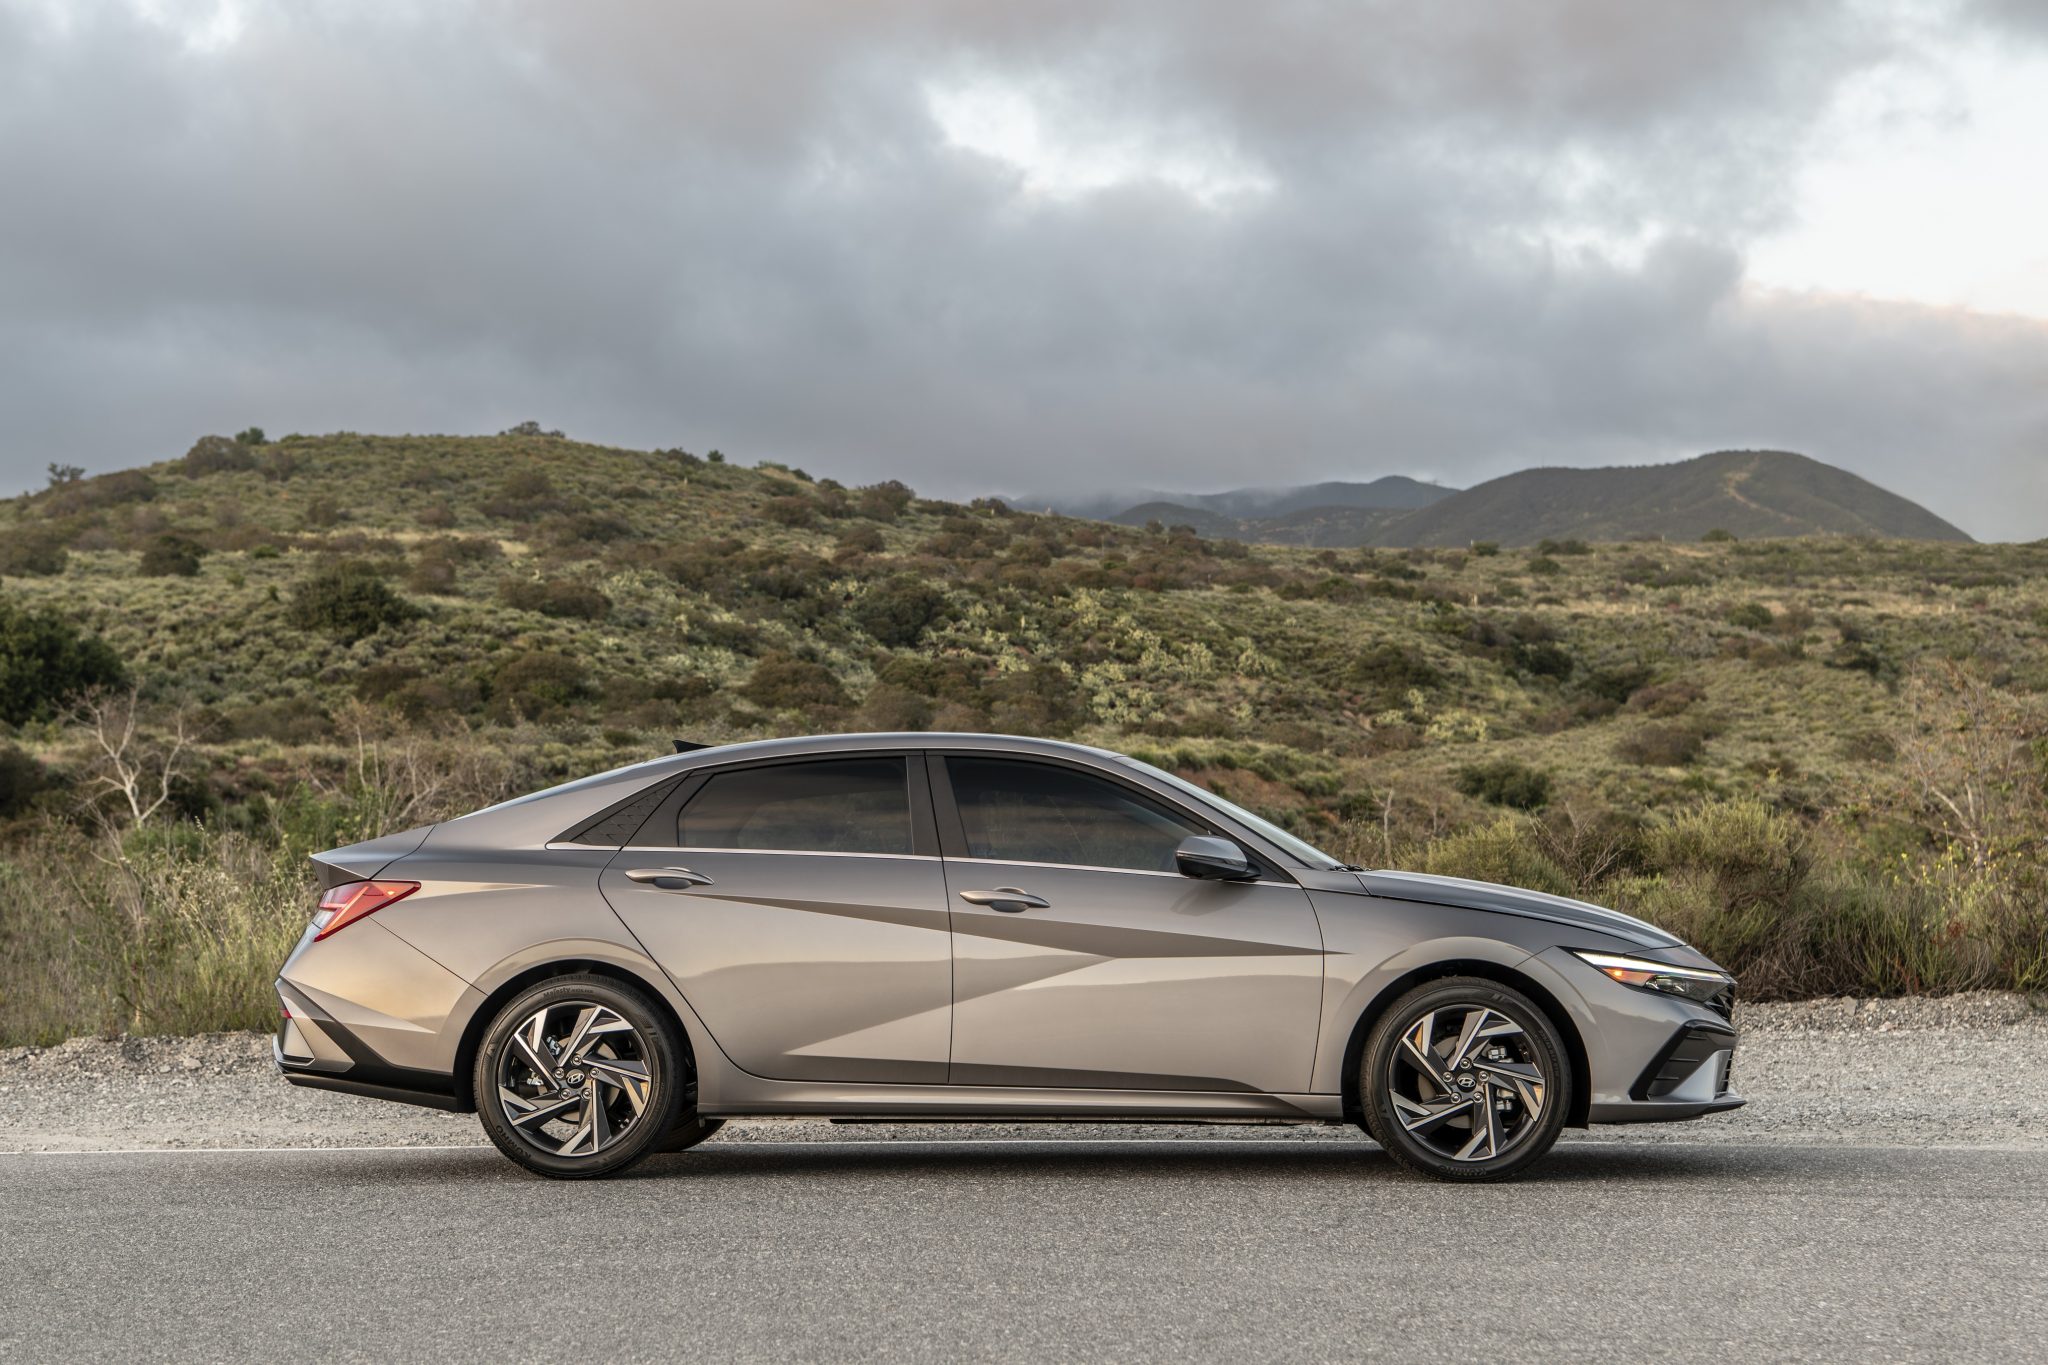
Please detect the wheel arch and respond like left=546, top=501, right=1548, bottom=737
left=1338, top=959, right=1592, bottom=1129
left=450, top=958, right=699, bottom=1112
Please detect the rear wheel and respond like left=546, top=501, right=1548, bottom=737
left=473, top=974, right=685, bottom=1179
left=1360, top=977, right=1570, bottom=1182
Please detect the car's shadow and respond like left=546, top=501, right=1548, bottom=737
left=311, top=1136, right=1896, bottom=1188
left=361, top=1135, right=1859, bottom=1186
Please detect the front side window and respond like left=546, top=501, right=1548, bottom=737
left=946, top=757, right=1209, bottom=873
left=676, top=757, right=911, bottom=855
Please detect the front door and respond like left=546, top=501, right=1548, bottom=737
left=602, top=754, right=952, bottom=1084
left=935, top=755, right=1324, bottom=1094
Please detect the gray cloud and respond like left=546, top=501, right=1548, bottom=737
left=2, top=0, right=2044, bottom=537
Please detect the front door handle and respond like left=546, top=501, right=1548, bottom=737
left=625, top=866, right=716, bottom=890
left=958, top=887, right=1049, bottom=913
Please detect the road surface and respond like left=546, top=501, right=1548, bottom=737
left=3, top=1138, right=2042, bottom=1361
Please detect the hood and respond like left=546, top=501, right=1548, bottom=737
left=309, top=824, right=435, bottom=889
left=1354, top=870, right=1681, bottom=949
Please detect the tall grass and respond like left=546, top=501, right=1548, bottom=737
left=0, top=725, right=521, bottom=1046
left=0, top=825, right=310, bottom=1045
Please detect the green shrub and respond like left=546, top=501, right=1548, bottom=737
left=498, top=576, right=610, bottom=621
left=743, top=653, right=849, bottom=712
left=855, top=480, right=914, bottom=521
left=286, top=562, right=421, bottom=643
left=1645, top=799, right=1811, bottom=912
left=1349, top=643, right=1441, bottom=699
left=1725, top=601, right=1774, bottom=631
left=1412, top=818, right=1574, bottom=897
left=483, top=470, right=563, bottom=519
left=1536, top=538, right=1591, bottom=556
left=1701, top=527, right=1738, bottom=543
left=182, top=434, right=257, bottom=475
left=1526, top=555, right=1561, bottom=576
left=138, top=534, right=206, bottom=577
left=1455, top=759, right=1554, bottom=810
left=0, top=597, right=128, bottom=724
left=762, top=495, right=816, bottom=528
left=1469, top=541, right=1500, bottom=557
left=0, top=744, right=48, bottom=818
left=858, top=684, right=934, bottom=731
left=1617, top=722, right=1708, bottom=767
left=853, top=575, right=952, bottom=647
left=491, top=650, right=590, bottom=718
left=1626, top=679, right=1704, bottom=716
left=0, top=528, right=68, bottom=577
left=836, top=524, right=886, bottom=556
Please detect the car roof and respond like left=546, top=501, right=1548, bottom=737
left=661, top=732, right=1127, bottom=770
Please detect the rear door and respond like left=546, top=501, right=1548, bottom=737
left=934, top=754, right=1324, bottom=1094
left=601, top=753, right=952, bottom=1083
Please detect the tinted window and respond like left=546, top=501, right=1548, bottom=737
left=677, top=758, right=911, bottom=854
left=946, top=758, right=1207, bottom=872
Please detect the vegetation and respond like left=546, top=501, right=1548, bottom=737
left=0, top=430, right=2043, bottom=1043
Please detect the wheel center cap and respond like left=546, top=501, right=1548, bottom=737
left=567, top=1071, right=586, bottom=1086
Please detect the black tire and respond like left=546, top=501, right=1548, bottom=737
left=473, top=973, right=686, bottom=1180
left=1359, top=976, right=1571, bottom=1182
left=660, top=1115, right=725, bottom=1153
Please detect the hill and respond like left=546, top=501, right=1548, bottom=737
left=1372, top=450, right=1971, bottom=547
left=0, top=430, right=2042, bottom=1041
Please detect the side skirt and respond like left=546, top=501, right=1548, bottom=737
left=696, top=1086, right=1345, bottom=1123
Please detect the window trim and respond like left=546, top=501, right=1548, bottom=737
left=553, top=774, right=686, bottom=847
left=625, top=751, right=940, bottom=858
left=929, top=751, right=1292, bottom=883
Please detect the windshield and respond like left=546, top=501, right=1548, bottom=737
left=1116, top=757, right=1344, bottom=869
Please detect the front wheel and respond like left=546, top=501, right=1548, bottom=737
left=1359, top=977, right=1571, bottom=1182
left=473, top=974, right=686, bottom=1179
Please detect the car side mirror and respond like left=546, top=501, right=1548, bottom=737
left=1175, top=835, right=1256, bottom=881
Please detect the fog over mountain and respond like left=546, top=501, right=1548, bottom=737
left=3, top=2, right=2047, bottom=538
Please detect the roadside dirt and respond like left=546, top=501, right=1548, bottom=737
left=2, top=993, right=2041, bottom=1152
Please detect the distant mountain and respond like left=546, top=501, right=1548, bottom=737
left=1372, top=450, right=1971, bottom=547
left=1042, top=475, right=1454, bottom=524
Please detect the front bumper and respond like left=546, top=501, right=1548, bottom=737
left=1527, top=945, right=1746, bottom=1126
left=1589, top=1016, right=1745, bottom=1124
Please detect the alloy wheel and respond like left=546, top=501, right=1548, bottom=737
left=1385, top=1003, right=1548, bottom=1163
left=494, top=1001, right=654, bottom=1159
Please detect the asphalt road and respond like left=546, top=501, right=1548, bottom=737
left=2, top=1139, right=2043, bottom=1362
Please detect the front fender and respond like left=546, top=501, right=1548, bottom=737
left=1307, top=923, right=1537, bottom=1096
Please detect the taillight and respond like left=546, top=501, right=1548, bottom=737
left=313, top=880, right=420, bottom=941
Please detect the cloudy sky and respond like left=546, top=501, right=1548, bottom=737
left=3, top=1, right=2045, bottom=538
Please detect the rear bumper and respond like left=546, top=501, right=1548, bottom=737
left=273, top=1034, right=466, bottom=1112
left=274, top=980, right=468, bottom=1112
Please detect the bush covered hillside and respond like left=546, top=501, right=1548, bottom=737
left=2, top=429, right=2044, bottom=1043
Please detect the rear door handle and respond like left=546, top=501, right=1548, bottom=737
left=958, top=887, right=1049, bottom=913
left=625, top=866, right=716, bottom=890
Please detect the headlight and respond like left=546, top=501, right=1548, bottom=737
left=1573, top=950, right=1732, bottom=1005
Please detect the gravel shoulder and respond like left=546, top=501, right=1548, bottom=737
left=2, top=992, right=2042, bottom=1153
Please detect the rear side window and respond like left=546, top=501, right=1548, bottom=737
left=945, top=757, right=1207, bottom=872
left=676, top=757, right=911, bottom=855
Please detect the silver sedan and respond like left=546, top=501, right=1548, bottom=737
left=274, top=733, right=1742, bottom=1180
